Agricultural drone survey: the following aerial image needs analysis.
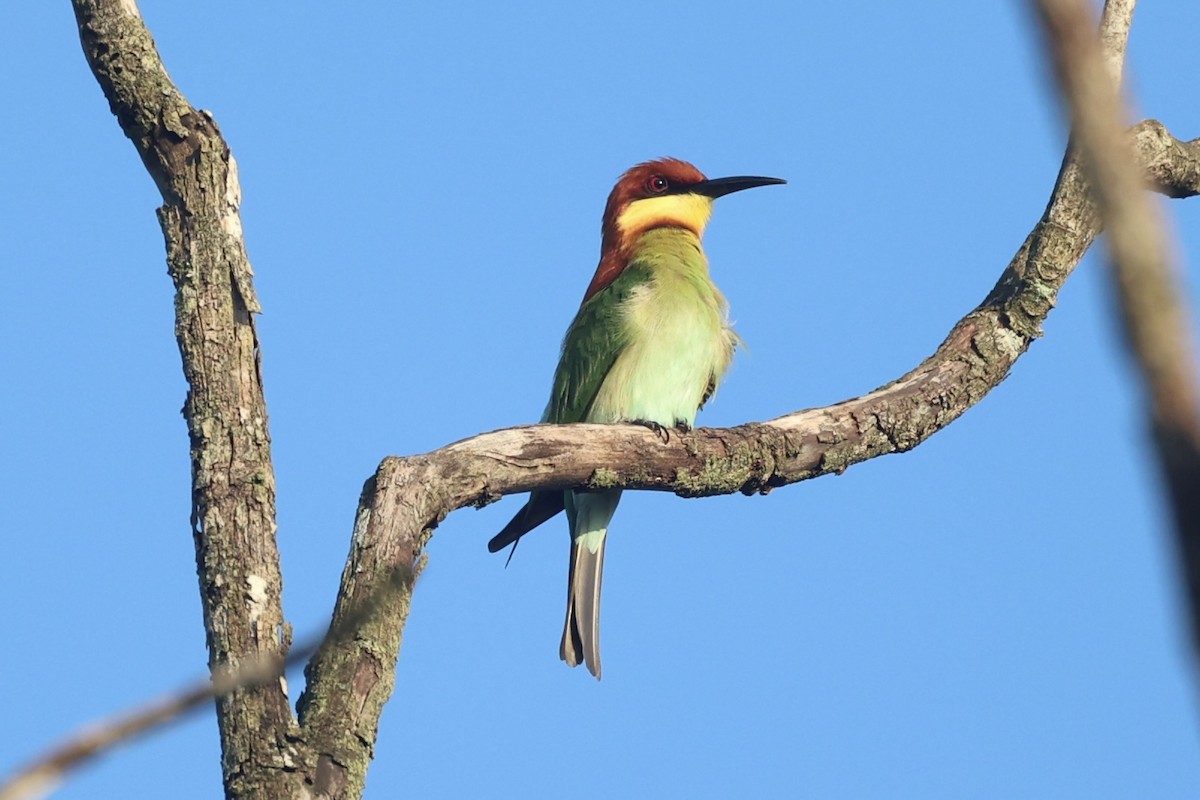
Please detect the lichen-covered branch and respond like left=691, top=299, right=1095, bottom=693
left=71, top=1, right=295, bottom=798
left=42, top=0, right=1200, bottom=799
left=1134, top=120, right=1200, bottom=199
left=296, top=6, right=1200, bottom=795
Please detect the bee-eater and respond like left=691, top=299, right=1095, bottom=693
left=489, top=158, right=785, bottom=679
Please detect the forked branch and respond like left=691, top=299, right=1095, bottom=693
left=5, top=1, right=1197, bottom=799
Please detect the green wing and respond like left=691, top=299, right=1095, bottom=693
left=544, top=260, right=651, bottom=424
left=487, top=261, right=651, bottom=554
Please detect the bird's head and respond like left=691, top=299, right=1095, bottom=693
left=600, top=158, right=785, bottom=252
left=583, top=157, right=785, bottom=303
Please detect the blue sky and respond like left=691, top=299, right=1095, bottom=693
left=3, top=2, right=1199, bottom=798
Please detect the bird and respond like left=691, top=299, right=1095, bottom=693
left=488, top=158, right=785, bottom=679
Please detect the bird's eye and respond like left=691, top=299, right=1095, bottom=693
left=646, top=176, right=669, bottom=194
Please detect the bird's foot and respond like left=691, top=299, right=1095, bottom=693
left=674, top=420, right=692, bottom=434
left=632, top=419, right=671, bottom=443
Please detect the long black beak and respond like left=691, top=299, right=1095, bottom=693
left=691, top=175, right=787, bottom=199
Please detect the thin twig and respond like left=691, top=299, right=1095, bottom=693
left=0, top=565, right=415, bottom=800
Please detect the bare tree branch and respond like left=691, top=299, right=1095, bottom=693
left=1032, top=0, right=1200, bottom=659
left=0, top=666, right=276, bottom=800
left=0, top=563, right=416, bottom=800
left=293, top=3, right=1200, bottom=794
left=70, top=1, right=296, bottom=796
left=24, top=0, right=1195, bottom=798
left=1133, top=120, right=1200, bottom=200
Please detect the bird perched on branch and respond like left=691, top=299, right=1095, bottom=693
left=489, top=157, right=785, bottom=679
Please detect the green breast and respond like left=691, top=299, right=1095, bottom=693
left=546, top=228, right=737, bottom=427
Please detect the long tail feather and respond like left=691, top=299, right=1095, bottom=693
left=560, top=489, right=621, bottom=679
left=561, top=536, right=606, bottom=677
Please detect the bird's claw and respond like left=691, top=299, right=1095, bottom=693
left=632, top=419, right=671, bottom=443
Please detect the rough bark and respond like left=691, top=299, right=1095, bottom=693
left=56, top=0, right=1200, bottom=798
left=296, top=66, right=1200, bottom=800
left=71, top=2, right=298, bottom=798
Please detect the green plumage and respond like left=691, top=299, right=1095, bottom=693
left=546, top=229, right=736, bottom=428
left=490, top=226, right=737, bottom=679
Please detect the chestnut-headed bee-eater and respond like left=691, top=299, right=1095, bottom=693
left=489, top=158, right=785, bottom=679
